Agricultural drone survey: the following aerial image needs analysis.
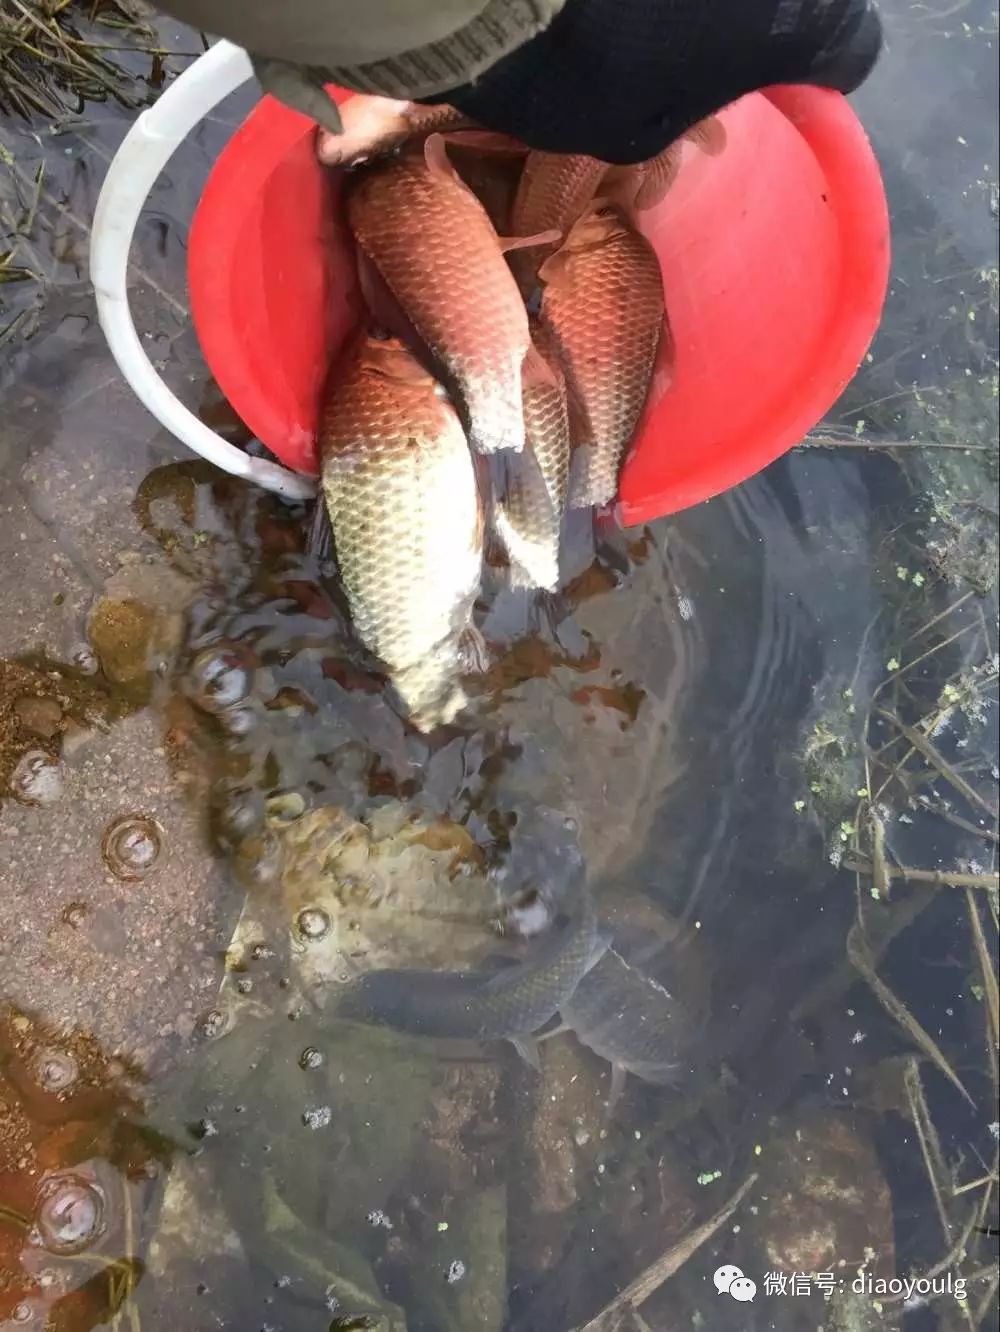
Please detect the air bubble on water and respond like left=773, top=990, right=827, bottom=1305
left=236, top=831, right=284, bottom=887
left=221, top=705, right=256, bottom=736
left=33, top=1048, right=79, bottom=1094
left=265, top=792, right=306, bottom=828
left=251, top=942, right=276, bottom=961
left=71, top=644, right=99, bottom=675
left=33, top=1175, right=105, bottom=1254
left=188, top=645, right=252, bottom=714
left=445, top=1259, right=466, bottom=1284
left=366, top=1209, right=393, bottom=1230
left=296, top=907, right=331, bottom=942
left=302, top=1106, right=332, bottom=1130
left=299, top=1047, right=324, bottom=1070
left=11, top=1301, right=34, bottom=1324
left=199, top=1009, right=229, bottom=1041
left=101, top=813, right=163, bottom=881
left=219, top=788, right=264, bottom=841
left=11, top=750, right=63, bottom=806
left=236, top=978, right=253, bottom=995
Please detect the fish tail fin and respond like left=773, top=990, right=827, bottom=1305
left=492, top=446, right=561, bottom=592
left=393, top=666, right=468, bottom=732
left=493, top=502, right=560, bottom=592
left=684, top=114, right=727, bottom=156
left=633, top=145, right=684, bottom=210
left=307, top=496, right=336, bottom=565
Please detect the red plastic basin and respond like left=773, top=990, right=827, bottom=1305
left=188, top=84, right=889, bottom=524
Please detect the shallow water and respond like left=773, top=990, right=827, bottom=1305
left=1, top=3, right=998, bottom=1330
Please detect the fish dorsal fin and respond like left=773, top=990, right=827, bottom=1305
left=497, top=228, right=562, bottom=254
left=684, top=114, right=727, bottom=156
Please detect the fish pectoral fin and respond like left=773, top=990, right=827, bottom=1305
left=498, top=229, right=562, bottom=254
left=537, top=246, right=576, bottom=286
left=509, top=1034, right=542, bottom=1071
left=423, top=132, right=459, bottom=182
left=585, top=929, right=614, bottom=976
left=606, top=1061, right=628, bottom=1110
left=457, top=624, right=491, bottom=675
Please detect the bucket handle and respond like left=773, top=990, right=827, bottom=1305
left=89, top=40, right=316, bottom=502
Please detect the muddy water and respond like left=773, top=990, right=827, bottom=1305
left=1, top=3, right=998, bottom=1330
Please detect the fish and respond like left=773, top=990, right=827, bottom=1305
left=347, top=135, right=557, bottom=454
left=539, top=201, right=665, bottom=509
left=335, top=877, right=607, bottom=1048
left=442, top=131, right=530, bottom=234
left=604, top=115, right=728, bottom=213
left=560, top=916, right=710, bottom=1103
left=318, top=330, right=484, bottom=730
left=316, top=95, right=472, bottom=166
left=508, top=150, right=608, bottom=296
left=492, top=324, right=571, bottom=592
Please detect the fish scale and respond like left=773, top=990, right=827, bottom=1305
left=539, top=202, right=665, bottom=508
left=319, top=333, right=483, bottom=730
left=347, top=143, right=530, bottom=454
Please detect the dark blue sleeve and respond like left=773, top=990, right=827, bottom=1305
left=427, top=0, right=882, bottom=163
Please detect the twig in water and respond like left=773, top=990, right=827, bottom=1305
left=917, top=796, right=999, bottom=844
left=848, top=922, right=975, bottom=1106
left=876, top=709, right=998, bottom=818
left=801, top=433, right=990, bottom=452
left=843, top=856, right=999, bottom=892
left=573, top=1173, right=758, bottom=1331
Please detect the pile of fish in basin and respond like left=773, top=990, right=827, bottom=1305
left=314, top=97, right=725, bottom=731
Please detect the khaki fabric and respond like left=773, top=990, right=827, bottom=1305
left=155, top=0, right=565, bottom=96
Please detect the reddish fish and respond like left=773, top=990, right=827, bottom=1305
left=319, top=332, right=483, bottom=730
left=316, top=96, right=471, bottom=166
left=539, top=202, right=665, bottom=509
left=348, top=135, right=555, bottom=454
